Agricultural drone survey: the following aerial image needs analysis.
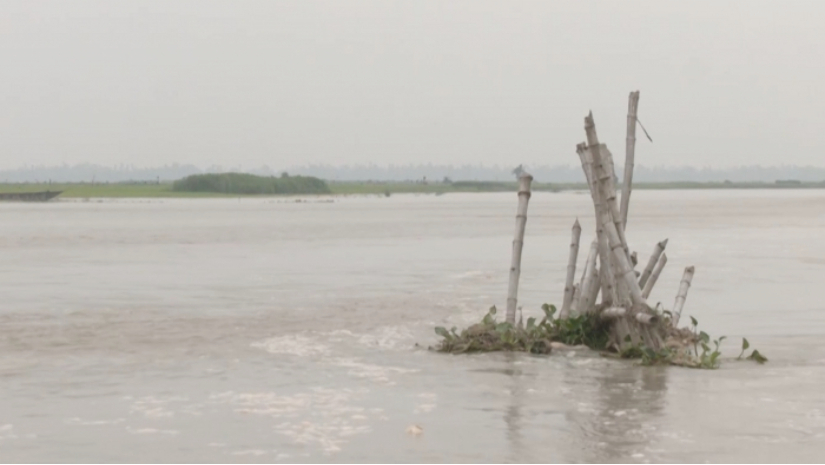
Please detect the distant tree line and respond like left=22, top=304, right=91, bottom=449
left=171, top=173, right=331, bottom=195
left=3, top=162, right=825, bottom=183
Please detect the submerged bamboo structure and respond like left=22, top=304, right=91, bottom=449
left=501, top=91, right=697, bottom=352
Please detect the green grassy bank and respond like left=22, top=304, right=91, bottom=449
left=0, top=179, right=822, bottom=199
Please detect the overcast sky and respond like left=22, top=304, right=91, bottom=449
left=1, top=0, right=824, bottom=170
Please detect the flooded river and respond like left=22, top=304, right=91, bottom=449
left=1, top=190, right=824, bottom=462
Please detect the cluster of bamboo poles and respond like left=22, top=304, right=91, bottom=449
left=504, top=91, right=696, bottom=350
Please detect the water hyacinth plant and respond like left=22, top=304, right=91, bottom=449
left=433, top=307, right=767, bottom=370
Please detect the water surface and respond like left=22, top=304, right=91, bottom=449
left=1, top=190, right=824, bottom=462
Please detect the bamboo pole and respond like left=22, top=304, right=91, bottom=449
left=671, top=266, right=695, bottom=328
left=597, top=248, right=615, bottom=305
left=505, top=173, right=533, bottom=325
left=638, top=239, right=668, bottom=289
left=571, top=284, right=580, bottom=314
left=583, top=262, right=600, bottom=313
left=575, top=239, right=599, bottom=314
left=576, top=239, right=599, bottom=314
left=583, top=135, right=631, bottom=262
left=620, top=91, right=640, bottom=231
left=584, top=113, right=646, bottom=306
left=577, top=143, right=617, bottom=305
left=601, top=307, right=627, bottom=320
left=635, top=312, right=657, bottom=325
left=600, top=146, right=631, bottom=305
left=641, top=253, right=667, bottom=299
left=560, top=219, right=582, bottom=319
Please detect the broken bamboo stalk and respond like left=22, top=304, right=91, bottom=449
left=671, top=266, right=695, bottom=328
left=620, top=91, right=640, bottom=231
left=635, top=312, right=658, bottom=325
left=584, top=113, right=645, bottom=306
left=641, top=253, right=667, bottom=299
left=639, top=239, right=668, bottom=289
left=560, top=219, right=582, bottom=319
left=505, top=173, right=533, bottom=325
left=600, top=306, right=627, bottom=320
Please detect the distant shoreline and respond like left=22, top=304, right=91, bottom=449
left=1, top=180, right=824, bottom=199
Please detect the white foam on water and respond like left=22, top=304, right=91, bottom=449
left=413, top=404, right=436, bottom=414
left=231, top=449, right=270, bottom=456
left=126, top=427, right=179, bottom=435
left=65, top=418, right=125, bottom=426
left=251, top=334, right=330, bottom=357
left=212, top=387, right=377, bottom=455
left=129, top=395, right=187, bottom=418
left=449, top=270, right=485, bottom=279
left=0, top=424, right=16, bottom=441
left=332, top=357, right=419, bottom=385
left=325, top=326, right=416, bottom=351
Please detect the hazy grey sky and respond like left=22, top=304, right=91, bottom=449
left=1, top=0, right=824, bottom=170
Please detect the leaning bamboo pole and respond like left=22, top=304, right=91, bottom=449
left=641, top=253, right=667, bottom=299
left=671, top=266, right=695, bottom=327
left=583, top=131, right=631, bottom=262
left=505, top=173, right=533, bottom=325
left=560, top=219, right=582, bottom=319
left=639, top=239, right=668, bottom=289
left=577, top=143, right=617, bottom=305
left=620, top=91, right=640, bottom=231
left=584, top=113, right=646, bottom=306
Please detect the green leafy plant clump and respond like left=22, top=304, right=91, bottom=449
left=433, top=304, right=610, bottom=355
left=433, top=305, right=767, bottom=370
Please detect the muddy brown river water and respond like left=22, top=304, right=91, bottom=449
left=1, top=190, right=824, bottom=462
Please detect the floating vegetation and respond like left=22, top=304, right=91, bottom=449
left=432, top=305, right=608, bottom=355
left=433, top=305, right=766, bottom=370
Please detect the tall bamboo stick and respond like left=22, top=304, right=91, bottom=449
left=671, top=266, right=695, bottom=328
left=638, top=239, right=668, bottom=289
left=583, top=134, right=631, bottom=262
left=505, top=173, right=533, bottom=325
left=601, top=147, right=631, bottom=307
left=577, top=143, right=617, bottom=305
left=584, top=113, right=646, bottom=306
left=560, top=219, right=582, bottom=319
left=641, top=253, right=667, bottom=299
left=620, top=91, right=640, bottom=231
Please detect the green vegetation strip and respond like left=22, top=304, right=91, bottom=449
left=172, top=173, right=330, bottom=195
left=0, top=178, right=822, bottom=199
left=433, top=305, right=767, bottom=369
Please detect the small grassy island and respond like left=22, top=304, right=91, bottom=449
left=171, top=173, right=331, bottom=195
